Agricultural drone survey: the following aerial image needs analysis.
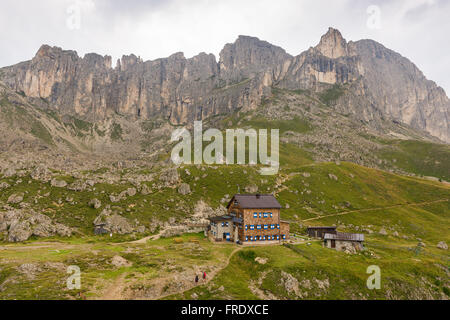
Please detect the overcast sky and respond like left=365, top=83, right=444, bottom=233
left=0, top=0, right=449, bottom=94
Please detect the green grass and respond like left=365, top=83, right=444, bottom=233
left=110, top=123, right=123, bottom=141
left=318, top=84, right=346, bottom=106
left=170, top=236, right=449, bottom=300
left=378, top=140, right=450, bottom=181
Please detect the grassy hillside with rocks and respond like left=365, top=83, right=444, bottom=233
left=0, top=159, right=448, bottom=300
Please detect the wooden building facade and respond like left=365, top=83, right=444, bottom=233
left=206, top=194, right=289, bottom=245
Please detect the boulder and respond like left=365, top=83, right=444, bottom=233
left=328, top=174, right=338, bottom=181
left=93, top=208, right=134, bottom=235
left=111, top=255, right=132, bottom=268
left=178, top=183, right=191, bottom=195
left=0, top=182, right=11, bottom=190
left=30, top=165, right=52, bottom=182
left=437, top=241, right=448, bottom=250
left=89, top=198, right=102, bottom=209
left=126, top=187, right=137, bottom=197
left=140, top=183, right=151, bottom=195
left=245, top=184, right=258, bottom=193
left=50, top=178, right=67, bottom=188
left=7, top=193, right=24, bottom=204
left=159, top=168, right=179, bottom=187
left=255, top=257, right=268, bottom=264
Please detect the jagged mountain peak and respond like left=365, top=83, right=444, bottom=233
left=315, top=27, right=349, bottom=59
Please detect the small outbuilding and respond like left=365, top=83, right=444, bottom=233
left=307, top=226, right=337, bottom=238
left=323, top=232, right=364, bottom=252
left=94, top=223, right=108, bottom=235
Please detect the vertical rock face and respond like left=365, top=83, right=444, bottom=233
left=0, top=28, right=448, bottom=142
left=315, top=27, right=349, bottom=59
left=219, top=35, right=292, bottom=82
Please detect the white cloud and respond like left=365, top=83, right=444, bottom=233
left=0, top=0, right=449, bottom=94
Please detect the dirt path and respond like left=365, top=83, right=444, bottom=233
left=96, top=246, right=242, bottom=300
left=100, top=273, right=127, bottom=300
left=303, top=198, right=448, bottom=222
left=155, top=246, right=242, bottom=300
left=127, top=232, right=162, bottom=244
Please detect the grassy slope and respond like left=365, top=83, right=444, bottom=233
left=1, top=161, right=448, bottom=300
left=378, top=140, right=450, bottom=181
left=164, top=163, right=449, bottom=300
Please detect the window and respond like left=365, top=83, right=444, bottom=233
left=277, top=224, right=280, bottom=229
left=262, top=236, right=266, bottom=241
left=270, top=212, right=273, bottom=218
left=245, top=236, right=248, bottom=241
left=259, top=212, right=262, bottom=218
left=282, top=234, right=286, bottom=239
left=276, top=235, right=280, bottom=240
left=245, top=225, right=248, bottom=230
left=257, top=225, right=261, bottom=230
left=250, top=225, right=255, bottom=230
left=270, top=224, right=275, bottom=229
left=264, top=224, right=268, bottom=230
left=263, top=212, right=268, bottom=218
left=253, top=212, right=258, bottom=218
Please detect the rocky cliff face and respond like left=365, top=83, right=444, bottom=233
left=0, top=28, right=448, bottom=142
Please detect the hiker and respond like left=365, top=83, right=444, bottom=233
left=203, top=272, right=206, bottom=280
left=195, top=275, right=199, bottom=284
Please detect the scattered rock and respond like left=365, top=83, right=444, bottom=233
left=30, top=165, right=52, bottom=182
left=255, top=257, right=268, bottom=264
left=302, top=172, right=310, bottom=178
left=17, top=263, right=41, bottom=279
left=0, top=182, right=11, bottom=190
left=437, top=241, right=447, bottom=250
left=328, top=174, right=338, bottom=181
left=2, top=168, right=16, bottom=177
left=89, top=198, right=102, bottom=209
left=379, top=228, right=388, bottom=235
left=140, top=183, right=151, bottom=195
left=178, top=183, right=191, bottom=195
left=245, top=184, right=258, bottom=193
left=126, top=187, right=137, bottom=197
left=111, top=255, right=132, bottom=268
left=159, top=168, right=179, bottom=187
left=7, top=193, right=24, bottom=204
left=50, top=178, right=67, bottom=188
left=93, top=208, right=134, bottom=234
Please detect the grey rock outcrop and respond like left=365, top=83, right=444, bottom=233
left=93, top=207, right=134, bottom=234
left=0, top=208, right=72, bottom=242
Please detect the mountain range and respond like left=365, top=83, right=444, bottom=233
left=0, top=27, right=448, bottom=143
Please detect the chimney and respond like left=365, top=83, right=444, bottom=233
left=256, top=193, right=261, bottom=199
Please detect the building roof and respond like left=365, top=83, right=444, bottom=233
left=324, top=232, right=364, bottom=242
left=307, top=226, right=337, bottom=230
left=207, top=215, right=233, bottom=222
left=226, top=194, right=282, bottom=209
